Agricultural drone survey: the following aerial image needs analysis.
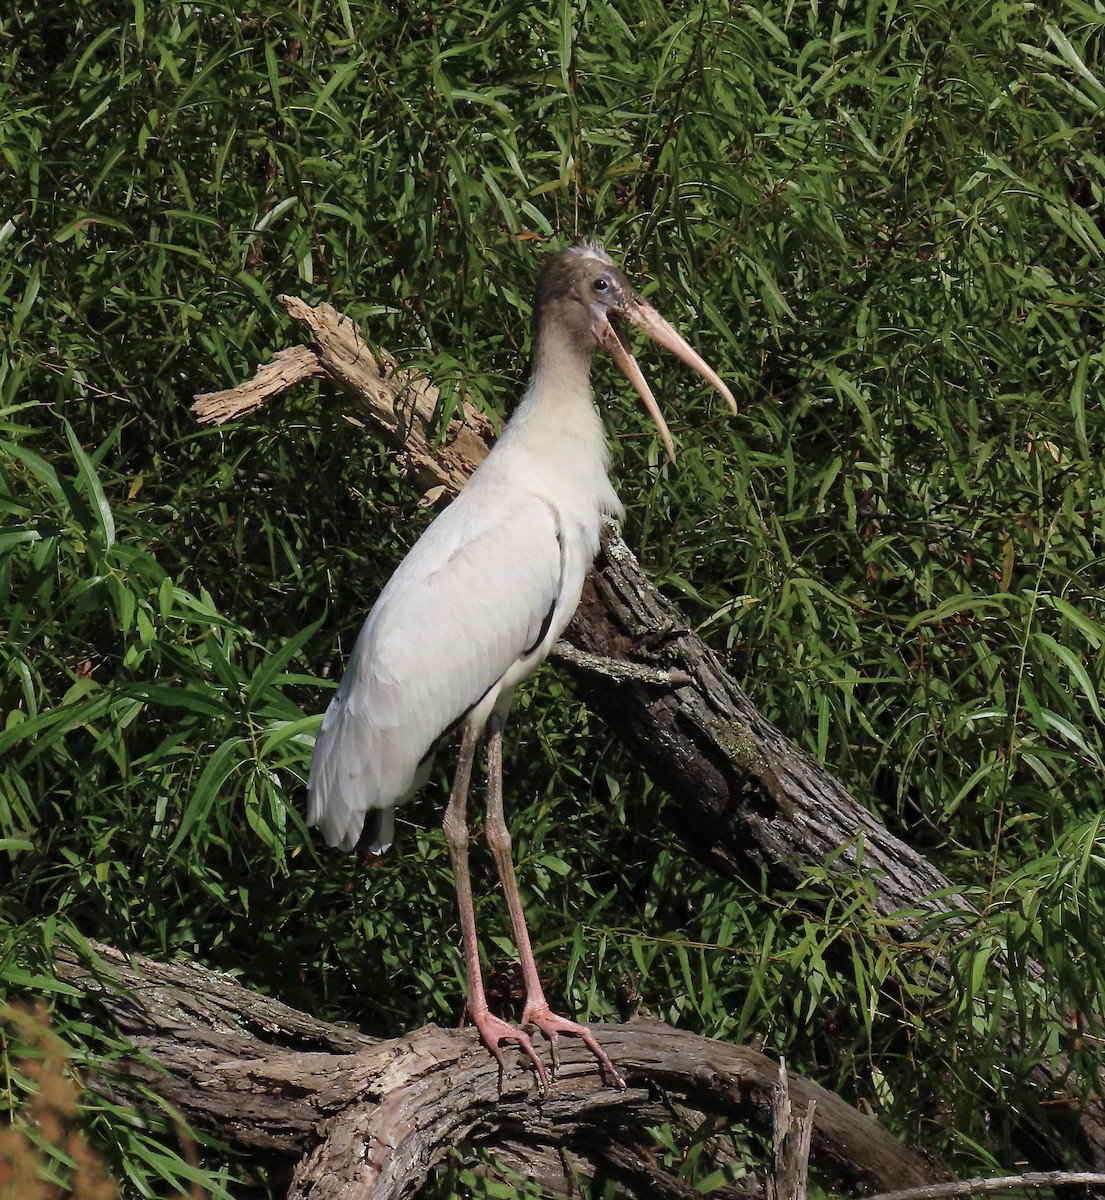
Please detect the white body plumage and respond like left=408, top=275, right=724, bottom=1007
left=307, top=337, right=623, bottom=853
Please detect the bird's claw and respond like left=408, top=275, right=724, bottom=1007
left=469, top=1008, right=551, bottom=1094
left=523, top=1002, right=627, bottom=1090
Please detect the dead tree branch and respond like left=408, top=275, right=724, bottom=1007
left=767, top=1058, right=815, bottom=1200
left=54, top=941, right=948, bottom=1200
left=867, top=1173, right=1105, bottom=1200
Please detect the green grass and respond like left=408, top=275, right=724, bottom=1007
left=3, top=0, right=1105, bottom=1193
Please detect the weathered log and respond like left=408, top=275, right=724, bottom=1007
left=54, top=941, right=949, bottom=1199
left=187, top=298, right=1105, bottom=1168
left=564, top=527, right=968, bottom=929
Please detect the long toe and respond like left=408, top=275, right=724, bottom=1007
left=471, top=1009, right=550, bottom=1094
left=523, top=1003, right=626, bottom=1089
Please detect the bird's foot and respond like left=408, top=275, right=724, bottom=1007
left=522, top=1000, right=626, bottom=1089
left=467, top=1006, right=551, bottom=1094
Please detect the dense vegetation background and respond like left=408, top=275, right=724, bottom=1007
left=2, top=0, right=1104, bottom=1194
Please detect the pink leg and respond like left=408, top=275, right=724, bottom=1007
left=442, top=723, right=549, bottom=1092
left=483, top=718, right=625, bottom=1088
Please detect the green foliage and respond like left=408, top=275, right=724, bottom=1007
left=3, top=0, right=1105, bottom=1193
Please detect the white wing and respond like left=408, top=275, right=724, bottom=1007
left=307, top=482, right=564, bottom=851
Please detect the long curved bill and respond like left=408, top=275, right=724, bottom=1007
left=594, top=299, right=737, bottom=464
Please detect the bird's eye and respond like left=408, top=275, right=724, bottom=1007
left=592, top=277, right=609, bottom=293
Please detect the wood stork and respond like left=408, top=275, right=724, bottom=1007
left=308, top=242, right=735, bottom=1091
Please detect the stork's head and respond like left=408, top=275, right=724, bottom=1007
left=533, top=241, right=737, bottom=462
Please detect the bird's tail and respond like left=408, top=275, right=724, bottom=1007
left=355, top=806, right=395, bottom=855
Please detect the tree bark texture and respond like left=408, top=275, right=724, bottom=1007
left=767, top=1058, right=815, bottom=1200
left=55, top=941, right=949, bottom=1200
left=188, top=297, right=1105, bottom=1170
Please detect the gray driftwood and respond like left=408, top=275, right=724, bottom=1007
left=188, top=297, right=1105, bottom=1172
